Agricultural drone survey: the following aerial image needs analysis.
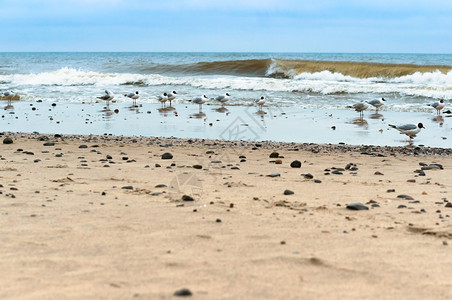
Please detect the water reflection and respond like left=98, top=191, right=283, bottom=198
left=369, top=113, right=384, bottom=120
left=190, top=112, right=206, bottom=119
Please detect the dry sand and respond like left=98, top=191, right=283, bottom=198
left=0, top=133, right=451, bottom=299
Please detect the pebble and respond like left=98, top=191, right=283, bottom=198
left=398, top=205, right=407, bottom=209
left=445, top=203, right=452, bottom=208
left=155, top=184, right=167, bottom=188
left=3, top=137, right=13, bottom=144
left=374, top=171, right=384, bottom=175
left=275, top=159, right=282, bottom=164
left=173, top=288, right=192, bottom=297
left=269, top=152, right=279, bottom=158
left=43, top=142, right=55, bottom=146
left=290, top=160, right=302, bottom=168
left=121, top=186, right=133, bottom=190
left=182, top=195, right=194, bottom=201
left=161, top=152, right=173, bottom=159
left=302, top=173, right=314, bottom=179
left=78, top=145, right=88, bottom=149
left=397, top=194, right=414, bottom=200
left=267, top=173, right=280, bottom=177
left=193, top=164, right=203, bottom=169
left=346, top=203, right=369, bottom=210
left=284, top=189, right=294, bottom=195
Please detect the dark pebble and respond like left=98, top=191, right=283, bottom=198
left=3, top=137, right=13, bottom=144
left=173, top=288, right=192, bottom=297
left=387, top=189, right=396, bottom=193
left=284, top=189, right=294, bottom=195
left=216, top=218, right=222, bottom=223
left=397, top=194, right=414, bottom=200
left=314, top=179, right=322, bottom=183
left=155, top=163, right=161, bottom=167
left=398, top=205, right=407, bottom=209
left=182, top=194, right=194, bottom=201
left=193, top=164, right=202, bottom=169
left=302, top=173, right=314, bottom=179
left=346, top=203, right=369, bottom=210
left=445, top=203, right=452, bottom=208
left=43, top=142, right=55, bottom=146
left=79, top=145, right=88, bottom=149
left=290, top=160, right=302, bottom=168
left=121, top=186, right=133, bottom=190
left=161, top=152, right=173, bottom=159
left=155, top=184, right=167, bottom=188
left=269, top=152, right=279, bottom=158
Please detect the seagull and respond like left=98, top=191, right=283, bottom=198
left=255, top=96, right=265, bottom=111
left=349, top=102, right=368, bottom=119
left=215, top=93, right=230, bottom=107
left=124, top=91, right=139, bottom=107
left=192, top=95, right=208, bottom=112
left=389, top=123, right=425, bottom=139
left=97, top=90, right=114, bottom=107
left=166, top=90, right=177, bottom=107
left=428, top=99, right=445, bottom=115
left=2, top=90, right=16, bottom=105
left=366, top=98, right=386, bottom=112
left=158, top=92, right=168, bottom=108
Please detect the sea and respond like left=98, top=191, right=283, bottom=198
left=1, top=52, right=451, bottom=111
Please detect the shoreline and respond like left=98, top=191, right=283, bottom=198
left=2, top=132, right=452, bottom=156
left=2, top=101, right=451, bottom=148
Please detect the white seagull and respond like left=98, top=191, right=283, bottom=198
left=166, top=90, right=177, bottom=107
left=255, top=96, right=265, bottom=111
left=192, top=95, right=208, bottom=112
left=428, top=99, right=445, bottom=115
left=124, top=91, right=139, bottom=107
left=215, top=93, right=230, bottom=107
left=2, top=90, right=16, bottom=105
left=350, top=102, right=368, bottom=118
left=97, top=90, right=114, bottom=107
left=389, top=123, right=425, bottom=139
left=366, top=98, right=386, bottom=112
left=158, top=92, right=168, bottom=108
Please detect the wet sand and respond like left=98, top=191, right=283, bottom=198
left=0, top=133, right=451, bottom=299
left=1, top=100, right=451, bottom=147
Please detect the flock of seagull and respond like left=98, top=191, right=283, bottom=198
left=350, top=97, right=446, bottom=141
left=97, top=90, right=267, bottom=113
left=1, top=89, right=447, bottom=143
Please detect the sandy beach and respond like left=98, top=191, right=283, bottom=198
left=0, top=132, right=451, bottom=299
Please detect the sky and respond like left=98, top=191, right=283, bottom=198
left=0, top=0, right=451, bottom=53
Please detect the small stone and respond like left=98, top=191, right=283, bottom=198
left=121, top=186, right=133, bottom=190
left=346, top=203, right=369, bottom=211
left=314, top=179, right=322, bottom=183
left=387, top=189, right=396, bottom=193
left=182, top=194, right=194, bottom=201
left=216, top=218, right=222, bottom=223
left=162, top=152, right=173, bottom=159
left=155, top=163, right=161, bottom=167
left=284, top=189, right=294, bottom=195
left=266, top=173, right=280, bottom=177
left=43, top=142, right=55, bottom=146
left=398, top=205, right=407, bottom=209
left=155, top=184, right=167, bottom=188
left=397, top=194, right=414, bottom=200
left=290, top=160, right=302, bottom=168
left=269, top=152, right=279, bottom=158
left=302, top=173, right=314, bottom=179
left=78, top=145, right=88, bottom=148
left=193, top=164, right=202, bottom=169
left=374, top=171, right=384, bottom=175
left=3, top=137, right=13, bottom=144
left=407, top=179, right=416, bottom=183
left=445, top=203, right=452, bottom=208
left=173, top=288, right=192, bottom=297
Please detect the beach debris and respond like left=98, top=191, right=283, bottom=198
left=346, top=203, right=369, bottom=210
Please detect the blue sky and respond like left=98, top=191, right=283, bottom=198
left=1, top=0, right=451, bottom=53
